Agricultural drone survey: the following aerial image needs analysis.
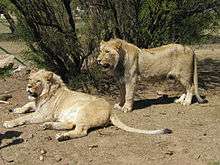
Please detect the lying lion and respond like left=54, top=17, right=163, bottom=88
left=3, top=69, right=171, bottom=141
left=97, top=39, right=205, bottom=112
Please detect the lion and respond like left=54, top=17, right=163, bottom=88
left=97, top=39, right=206, bottom=112
left=3, top=69, right=171, bottom=141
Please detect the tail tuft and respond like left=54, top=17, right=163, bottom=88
left=198, top=99, right=208, bottom=104
left=163, top=128, right=172, bottom=134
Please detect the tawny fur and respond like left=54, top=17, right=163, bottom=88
left=3, top=69, right=171, bottom=141
left=97, top=39, right=205, bottom=112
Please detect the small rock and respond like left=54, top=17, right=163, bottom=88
left=143, top=114, right=150, bottom=117
left=13, top=65, right=26, bottom=73
left=55, top=155, right=62, bottom=162
left=88, top=144, right=98, bottom=150
left=39, top=155, right=44, bottom=161
left=45, top=136, right=52, bottom=141
left=177, top=111, right=185, bottom=115
left=40, top=149, right=47, bottom=154
left=165, top=150, right=174, bottom=156
left=160, top=112, right=166, bottom=115
left=28, top=134, right=34, bottom=139
left=5, top=157, right=14, bottom=163
left=0, top=54, right=14, bottom=69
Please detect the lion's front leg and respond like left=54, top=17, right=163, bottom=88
left=12, top=101, right=36, bottom=114
left=114, top=82, right=126, bottom=110
left=42, top=122, right=75, bottom=130
left=56, top=125, right=88, bottom=141
left=122, top=76, right=137, bottom=113
left=3, top=112, right=48, bottom=128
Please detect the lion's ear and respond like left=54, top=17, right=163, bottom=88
left=29, top=68, right=38, bottom=75
left=115, top=40, right=122, bottom=49
left=45, top=72, right=53, bottom=81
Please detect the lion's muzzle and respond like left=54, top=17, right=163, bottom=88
left=101, top=63, right=111, bottom=68
left=27, top=90, right=38, bottom=98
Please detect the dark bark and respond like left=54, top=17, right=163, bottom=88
left=10, top=0, right=83, bottom=81
left=0, top=5, right=16, bottom=33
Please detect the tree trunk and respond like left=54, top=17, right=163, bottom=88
left=0, top=5, right=16, bottom=33
left=10, top=0, right=83, bottom=81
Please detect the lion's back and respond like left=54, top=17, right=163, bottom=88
left=138, top=44, right=194, bottom=77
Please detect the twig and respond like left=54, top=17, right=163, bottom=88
left=0, top=100, right=9, bottom=104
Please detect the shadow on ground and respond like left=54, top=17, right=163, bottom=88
left=198, top=58, right=220, bottom=90
left=0, top=131, right=23, bottom=149
left=133, top=95, right=207, bottom=110
left=133, top=96, right=178, bottom=110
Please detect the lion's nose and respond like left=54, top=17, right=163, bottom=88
left=97, top=59, right=101, bottom=64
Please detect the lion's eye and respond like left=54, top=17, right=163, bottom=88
left=105, top=50, right=110, bottom=53
left=36, top=80, right=41, bottom=83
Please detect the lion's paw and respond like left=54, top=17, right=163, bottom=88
left=182, top=100, right=191, bottom=106
left=175, top=94, right=186, bottom=104
left=122, top=106, right=132, bottom=113
left=3, top=121, right=16, bottom=128
left=55, top=133, right=70, bottom=142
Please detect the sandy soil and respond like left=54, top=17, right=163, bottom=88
left=0, top=40, right=219, bottom=165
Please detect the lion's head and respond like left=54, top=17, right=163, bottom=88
left=26, top=69, right=63, bottom=100
left=97, top=39, right=122, bottom=69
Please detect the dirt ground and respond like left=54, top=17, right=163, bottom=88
left=0, top=38, right=220, bottom=165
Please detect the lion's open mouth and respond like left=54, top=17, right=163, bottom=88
left=27, top=91, right=38, bottom=98
left=102, top=63, right=111, bottom=68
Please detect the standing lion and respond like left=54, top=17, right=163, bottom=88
left=97, top=39, right=205, bottom=112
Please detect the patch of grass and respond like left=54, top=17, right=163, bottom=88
left=0, top=33, right=20, bottom=42
left=0, top=20, right=20, bottom=41
left=23, top=50, right=46, bottom=69
left=68, top=64, right=117, bottom=96
left=69, top=65, right=103, bottom=93
left=0, top=66, right=13, bottom=78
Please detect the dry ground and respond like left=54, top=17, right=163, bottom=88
left=0, top=32, right=220, bottom=164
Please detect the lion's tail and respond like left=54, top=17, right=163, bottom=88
left=193, top=53, right=206, bottom=103
left=110, top=114, right=172, bottom=135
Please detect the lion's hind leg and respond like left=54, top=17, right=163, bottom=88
left=178, top=76, right=193, bottom=106
left=42, top=121, right=75, bottom=130
left=182, top=86, right=193, bottom=105
left=175, top=93, right=186, bottom=104
left=55, top=125, right=88, bottom=141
